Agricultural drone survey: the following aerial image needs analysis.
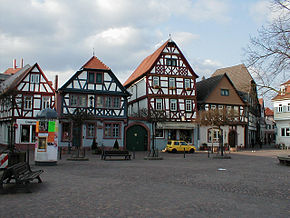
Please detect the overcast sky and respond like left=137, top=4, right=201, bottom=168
left=0, top=0, right=276, bottom=88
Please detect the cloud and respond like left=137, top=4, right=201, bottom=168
left=191, top=58, right=223, bottom=80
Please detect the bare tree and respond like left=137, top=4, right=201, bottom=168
left=245, top=0, right=290, bottom=95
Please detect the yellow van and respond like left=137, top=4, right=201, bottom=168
left=165, top=140, right=196, bottom=153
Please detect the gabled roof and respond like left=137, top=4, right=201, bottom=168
left=212, top=64, right=254, bottom=93
left=281, top=79, right=290, bottom=86
left=123, top=39, right=198, bottom=88
left=0, top=64, right=31, bottom=95
left=272, top=79, right=290, bottom=101
left=196, top=74, right=224, bottom=102
left=81, top=56, right=110, bottom=70
left=196, top=73, right=245, bottom=104
left=3, top=68, right=22, bottom=75
left=265, top=107, right=274, bottom=116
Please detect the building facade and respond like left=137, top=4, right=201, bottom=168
left=124, top=39, right=198, bottom=151
left=212, top=64, right=261, bottom=148
left=272, top=80, right=290, bottom=148
left=0, top=63, right=55, bottom=149
left=196, top=74, right=247, bottom=149
left=57, top=56, right=130, bottom=149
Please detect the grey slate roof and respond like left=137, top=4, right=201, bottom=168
left=196, top=74, right=224, bottom=103
left=0, top=74, right=11, bottom=83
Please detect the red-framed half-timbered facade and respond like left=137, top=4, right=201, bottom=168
left=124, top=39, right=199, bottom=151
left=0, top=63, right=55, bottom=148
left=57, top=56, right=130, bottom=149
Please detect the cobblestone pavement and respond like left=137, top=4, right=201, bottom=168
left=0, top=149, right=289, bottom=217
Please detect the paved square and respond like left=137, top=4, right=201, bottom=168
left=1, top=150, right=289, bottom=217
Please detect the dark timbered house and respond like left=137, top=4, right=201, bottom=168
left=57, top=56, right=130, bottom=149
left=124, top=39, right=199, bottom=151
left=0, top=63, right=55, bottom=149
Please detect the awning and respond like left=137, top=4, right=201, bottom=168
left=156, top=122, right=196, bottom=130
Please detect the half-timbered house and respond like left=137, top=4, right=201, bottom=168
left=57, top=56, right=130, bottom=149
left=0, top=63, right=55, bottom=149
left=196, top=74, right=247, bottom=150
left=124, top=39, right=198, bottom=151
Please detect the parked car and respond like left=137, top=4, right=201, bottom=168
left=165, top=140, right=196, bottom=153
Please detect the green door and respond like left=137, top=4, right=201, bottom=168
left=72, top=123, right=82, bottom=148
left=126, top=125, right=148, bottom=151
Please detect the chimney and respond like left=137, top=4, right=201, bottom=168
left=54, top=75, right=58, bottom=90
left=13, top=59, right=17, bottom=69
left=21, top=58, right=24, bottom=68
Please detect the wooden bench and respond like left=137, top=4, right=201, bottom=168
left=277, top=155, right=290, bottom=166
left=0, top=162, right=43, bottom=193
left=102, top=150, right=131, bottom=160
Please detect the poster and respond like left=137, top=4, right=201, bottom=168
left=48, top=121, right=56, bottom=132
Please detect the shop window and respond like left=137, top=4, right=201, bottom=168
left=62, top=123, right=71, bottom=141
left=155, top=129, right=164, bottom=138
left=21, top=125, right=30, bottom=143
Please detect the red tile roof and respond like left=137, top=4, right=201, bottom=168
left=3, top=68, right=22, bottom=75
left=265, top=107, right=274, bottom=116
left=123, top=40, right=169, bottom=87
left=272, top=79, right=290, bottom=101
left=82, top=56, right=110, bottom=70
left=281, top=79, right=290, bottom=86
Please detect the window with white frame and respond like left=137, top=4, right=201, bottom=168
left=184, top=79, right=190, bottom=89
left=30, top=74, right=39, bottom=84
left=156, top=99, right=162, bottom=110
left=208, top=128, right=223, bottom=143
left=211, top=105, right=216, bottom=109
left=87, top=123, right=95, bottom=138
left=112, top=124, right=120, bottom=137
left=278, top=104, right=283, bottom=112
left=104, top=123, right=120, bottom=138
left=185, top=100, right=192, bottom=112
left=281, top=127, right=290, bottom=137
left=170, top=99, right=177, bottom=111
left=24, top=96, right=32, bottom=110
left=169, top=78, right=176, bottom=88
left=42, top=96, right=50, bottom=109
left=218, top=105, right=223, bottom=110
left=205, top=104, right=209, bottom=111
left=153, top=76, right=160, bottom=87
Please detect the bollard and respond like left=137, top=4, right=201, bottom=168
left=59, top=147, right=62, bottom=160
left=184, top=148, right=185, bottom=158
left=133, top=147, right=135, bottom=159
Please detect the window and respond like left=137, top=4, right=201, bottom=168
left=184, top=79, right=191, bottom=89
left=185, top=100, right=192, bottom=112
left=155, top=129, right=164, bottom=138
left=42, top=96, right=50, bottom=109
left=208, top=128, right=223, bottom=143
left=112, top=124, right=120, bottom=137
left=218, top=105, right=223, bottom=110
left=211, top=105, right=216, bottom=109
left=170, top=99, right=177, bottom=111
left=62, top=123, right=71, bottom=141
left=113, top=97, right=120, bottom=108
left=278, top=104, right=283, bottom=112
left=87, top=123, right=95, bottom=138
left=88, top=95, right=95, bottom=107
left=169, top=78, right=176, bottom=88
left=31, top=74, right=39, bottom=84
left=96, top=73, right=103, bottom=83
left=88, top=72, right=95, bottom=83
left=153, top=76, right=160, bottom=87
left=21, top=125, right=30, bottom=142
left=156, top=99, right=162, bottom=110
left=24, top=96, right=32, bottom=110
left=221, top=89, right=229, bottom=96
left=281, top=128, right=290, bottom=137
left=288, top=103, right=290, bottom=112
left=105, top=97, right=112, bottom=108
left=69, top=94, right=86, bottom=107
left=104, top=123, right=121, bottom=138
left=96, top=96, right=103, bottom=108
left=88, top=72, right=103, bottom=84
left=166, top=58, right=177, bottom=66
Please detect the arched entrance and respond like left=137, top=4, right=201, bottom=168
left=228, top=130, right=237, bottom=147
left=126, top=125, right=148, bottom=151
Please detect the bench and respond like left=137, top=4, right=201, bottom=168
left=102, top=150, right=131, bottom=160
left=277, top=155, right=290, bottom=166
left=0, top=162, right=43, bottom=193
